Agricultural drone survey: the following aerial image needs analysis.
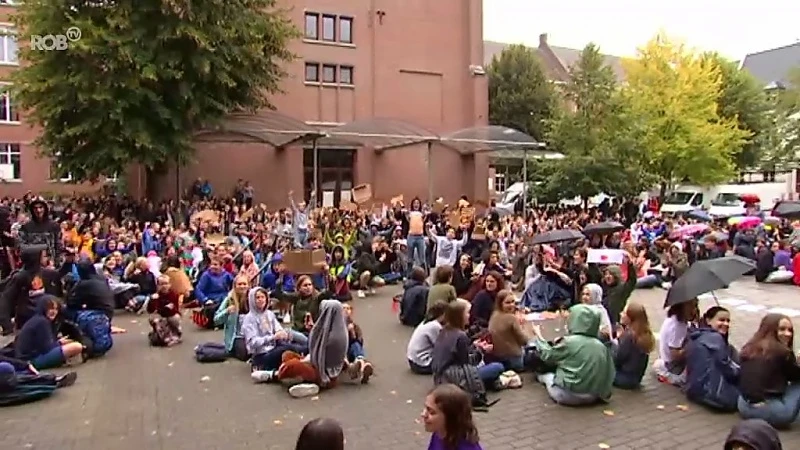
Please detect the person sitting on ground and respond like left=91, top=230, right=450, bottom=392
left=600, top=253, right=637, bottom=328
left=326, top=245, right=353, bottom=302
left=468, top=272, right=502, bottom=334
left=531, top=304, right=615, bottom=406
left=0, top=245, right=62, bottom=335
left=65, top=258, right=115, bottom=358
left=578, top=283, right=612, bottom=339
left=407, top=301, right=448, bottom=375
left=737, top=314, right=800, bottom=428
left=0, top=356, right=77, bottom=407
left=612, top=302, right=655, bottom=389
left=487, top=290, right=531, bottom=371
left=427, top=265, right=457, bottom=310
left=276, top=300, right=374, bottom=398
left=452, top=254, right=476, bottom=298
left=724, top=419, right=783, bottom=450
left=399, top=266, right=429, bottom=327
left=124, top=256, right=158, bottom=313
left=653, top=300, right=697, bottom=386
left=354, top=240, right=384, bottom=298
left=15, top=295, right=85, bottom=370
left=146, top=275, right=183, bottom=347
left=194, top=257, right=234, bottom=307
left=245, top=287, right=307, bottom=382
left=342, top=303, right=365, bottom=363
left=212, top=274, right=251, bottom=361
left=684, top=306, right=740, bottom=411
left=273, top=274, right=331, bottom=339
left=163, top=255, right=193, bottom=305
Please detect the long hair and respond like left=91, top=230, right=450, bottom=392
left=741, top=313, right=793, bottom=360
left=295, top=418, right=344, bottom=450
left=430, top=384, right=479, bottom=450
left=443, top=299, right=469, bottom=330
left=228, top=274, right=250, bottom=314
left=296, top=274, right=319, bottom=298
left=624, top=303, right=655, bottom=353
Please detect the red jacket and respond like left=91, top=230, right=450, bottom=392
left=146, top=291, right=182, bottom=317
left=793, top=253, right=800, bottom=286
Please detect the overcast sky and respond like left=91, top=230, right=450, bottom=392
left=484, top=0, right=800, bottom=59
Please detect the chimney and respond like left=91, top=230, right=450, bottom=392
left=539, top=33, right=548, bottom=47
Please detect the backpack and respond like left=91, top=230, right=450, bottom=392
left=75, top=310, right=113, bottom=356
left=194, top=342, right=228, bottom=363
left=440, top=364, right=498, bottom=411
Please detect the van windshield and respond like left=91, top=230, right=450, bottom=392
left=711, top=193, right=742, bottom=207
left=498, top=190, right=520, bottom=205
left=663, top=191, right=694, bottom=205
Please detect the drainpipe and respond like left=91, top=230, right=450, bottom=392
left=426, top=141, right=433, bottom=204
left=522, top=148, right=528, bottom=213
left=312, top=137, right=319, bottom=207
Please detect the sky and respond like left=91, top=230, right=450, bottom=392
left=484, top=0, right=800, bottom=60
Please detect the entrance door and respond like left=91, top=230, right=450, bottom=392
left=303, top=148, right=355, bottom=207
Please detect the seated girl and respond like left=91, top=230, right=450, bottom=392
left=146, top=275, right=183, bottom=347
left=399, top=266, right=429, bottom=327
left=212, top=274, right=251, bottom=361
left=432, top=300, right=505, bottom=391
left=653, top=300, right=697, bottom=386
left=684, top=306, right=740, bottom=411
left=531, top=304, right=615, bottom=406
left=487, top=290, right=531, bottom=371
left=612, top=302, right=655, bottom=389
left=737, top=313, right=800, bottom=428
left=15, top=295, right=85, bottom=370
left=276, top=300, right=374, bottom=398
left=0, top=356, right=77, bottom=407
left=579, top=284, right=612, bottom=339
left=243, top=287, right=307, bottom=382
left=407, top=301, right=448, bottom=375
left=273, top=274, right=330, bottom=341
left=124, top=257, right=158, bottom=313
left=342, top=303, right=365, bottom=363
left=327, top=245, right=353, bottom=301
left=469, top=272, right=502, bottom=334
left=451, top=254, right=476, bottom=298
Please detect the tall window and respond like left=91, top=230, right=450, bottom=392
left=322, top=64, right=336, bottom=83
left=339, top=66, right=353, bottom=85
left=339, top=17, right=353, bottom=43
left=304, top=12, right=318, bottom=40
left=0, top=85, right=18, bottom=122
left=0, top=28, right=18, bottom=64
left=0, top=142, right=21, bottom=180
left=322, top=15, right=335, bottom=41
left=304, top=62, right=319, bottom=82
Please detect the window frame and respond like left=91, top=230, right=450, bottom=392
left=339, top=16, right=353, bottom=44
left=322, top=64, right=337, bottom=83
left=304, top=12, right=319, bottom=40
left=0, top=142, right=21, bottom=180
left=0, top=26, right=18, bottom=65
left=339, top=65, right=354, bottom=85
left=321, top=14, right=336, bottom=42
left=49, top=151, right=73, bottom=182
left=305, top=62, right=320, bottom=82
left=0, top=82, right=18, bottom=123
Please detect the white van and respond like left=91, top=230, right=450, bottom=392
left=707, top=182, right=788, bottom=218
left=660, top=189, right=706, bottom=214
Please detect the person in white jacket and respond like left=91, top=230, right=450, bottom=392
left=427, top=224, right=468, bottom=270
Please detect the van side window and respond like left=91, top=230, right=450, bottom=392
left=691, top=194, right=704, bottom=206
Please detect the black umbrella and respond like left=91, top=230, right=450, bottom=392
left=582, top=221, right=624, bottom=236
left=664, top=255, right=756, bottom=307
left=531, top=229, right=585, bottom=245
left=772, top=201, right=800, bottom=220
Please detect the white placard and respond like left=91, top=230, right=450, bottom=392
left=340, top=190, right=352, bottom=202
left=322, top=191, right=334, bottom=208
left=0, top=163, right=14, bottom=180
left=587, top=249, right=625, bottom=264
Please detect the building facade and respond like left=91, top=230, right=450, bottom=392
left=0, top=0, right=490, bottom=206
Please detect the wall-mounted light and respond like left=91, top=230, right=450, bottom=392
left=376, top=10, right=386, bottom=24
left=469, top=65, right=485, bottom=76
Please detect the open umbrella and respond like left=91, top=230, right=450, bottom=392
left=687, top=210, right=711, bottom=222
left=664, top=255, right=756, bottom=307
left=582, top=221, right=624, bottom=236
left=531, top=229, right=585, bottom=245
left=669, top=223, right=709, bottom=239
left=773, top=201, right=800, bottom=220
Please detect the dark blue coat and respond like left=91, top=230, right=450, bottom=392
left=684, top=327, right=740, bottom=411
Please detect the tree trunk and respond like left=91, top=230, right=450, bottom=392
left=659, top=182, right=667, bottom=203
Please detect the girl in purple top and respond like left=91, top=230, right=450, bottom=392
left=422, top=384, right=483, bottom=450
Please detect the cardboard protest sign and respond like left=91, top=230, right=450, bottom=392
left=283, top=249, right=326, bottom=274
left=340, top=200, right=358, bottom=211
left=351, top=184, right=372, bottom=204
left=432, top=198, right=446, bottom=214
left=390, top=195, right=404, bottom=206
left=472, top=224, right=486, bottom=240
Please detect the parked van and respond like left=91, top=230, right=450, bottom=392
left=708, top=182, right=788, bottom=218
left=659, top=188, right=706, bottom=214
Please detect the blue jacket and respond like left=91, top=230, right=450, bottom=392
left=15, top=295, right=59, bottom=361
left=195, top=270, right=233, bottom=303
left=684, top=327, right=740, bottom=411
left=261, top=269, right=294, bottom=292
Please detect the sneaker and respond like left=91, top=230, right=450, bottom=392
left=289, top=383, right=320, bottom=398
left=368, top=288, right=376, bottom=295
left=56, top=371, right=78, bottom=388
left=251, top=370, right=275, bottom=383
left=357, top=290, right=366, bottom=298
left=347, top=360, right=363, bottom=380
left=360, top=362, right=374, bottom=384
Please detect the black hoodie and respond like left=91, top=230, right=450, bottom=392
left=0, top=246, right=62, bottom=334
left=67, top=258, right=114, bottom=319
left=724, top=419, right=782, bottom=450
left=18, top=199, right=62, bottom=260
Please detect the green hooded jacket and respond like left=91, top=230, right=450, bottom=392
left=535, top=304, right=615, bottom=399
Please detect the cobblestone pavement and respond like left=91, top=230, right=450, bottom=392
left=2, top=280, right=800, bottom=450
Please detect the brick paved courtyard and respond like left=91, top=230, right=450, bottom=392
left=2, top=280, right=800, bottom=450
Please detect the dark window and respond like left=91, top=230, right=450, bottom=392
left=340, top=66, right=353, bottom=85
left=304, top=13, right=319, bottom=39
left=305, top=63, right=319, bottom=82
left=339, top=17, right=353, bottom=43
left=322, top=64, right=336, bottom=83
left=322, top=15, right=335, bottom=41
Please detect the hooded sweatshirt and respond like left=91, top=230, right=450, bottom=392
left=724, top=419, right=782, bottom=450
left=18, top=199, right=62, bottom=261
left=14, top=295, right=59, bottom=361
left=67, top=258, right=115, bottom=318
left=684, top=326, right=740, bottom=411
left=601, top=260, right=636, bottom=325
left=0, top=246, right=62, bottom=332
left=534, top=304, right=616, bottom=399
left=195, top=269, right=233, bottom=303
left=240, top=287, right=284, bottom=356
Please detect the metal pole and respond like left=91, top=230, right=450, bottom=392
left=426, top=141, right=433, bottom=204
left=522, top=148, right=528, bottom=214
left=312, top=138, right=319, bottom=207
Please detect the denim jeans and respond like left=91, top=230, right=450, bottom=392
left=537, top=372, right=599, bottom=406
left=635, top=274, right=660, bottom=289
left=290, top=330, right=309, bottom=346
left=477, top=362, right=505, bottom=385
left=347, top=341, right=365, bottom=362
left=295, top=228, right=309, bottom=248
left=408, top=359, right=432, bottom=375
left=251, top=343, right=308, bottom=370
left=406, top=235, right=426, bottom=272
left=498, top=355, right=525, bottom=372
left=737, top=384, right=800, bottom=428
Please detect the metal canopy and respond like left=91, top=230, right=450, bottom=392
left=441, top=125, right=554, bottom=156
left=325, top=118, right=440, bottom=151
left=194, top=111, right=322, bottom=147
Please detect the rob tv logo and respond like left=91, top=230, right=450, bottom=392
left=30, top=27, right=81, bottom=51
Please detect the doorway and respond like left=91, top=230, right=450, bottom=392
left=303, top=148, right=355, bottom=207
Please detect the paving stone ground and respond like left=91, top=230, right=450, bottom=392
left=2, top=279, right=800, bottom=450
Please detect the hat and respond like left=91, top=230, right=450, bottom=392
left=271, top=253, right=283, bottom=263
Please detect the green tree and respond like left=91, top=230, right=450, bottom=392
left=487, top=44, right=557, bottom=141
left=12, top=0, right=298, bottom=192
left=702, top=52, right=772, bottom=169
left=770, top=68, right=800, bottom=166
left=622, top=34, right=751, bottom=197
left=540, top=43, right=650, bottom=202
